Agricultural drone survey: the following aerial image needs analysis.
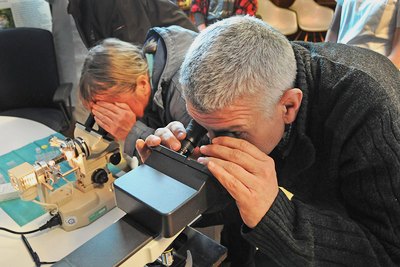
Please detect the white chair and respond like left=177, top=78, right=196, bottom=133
left=289, top=0, right=334, bottom=42
left=257, top=0, right=298, bottom=36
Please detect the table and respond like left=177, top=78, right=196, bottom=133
left=0, top=116, right=125, bottom=267
left=0, top=116, right=56, bottom=156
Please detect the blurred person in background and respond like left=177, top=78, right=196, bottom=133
left=191, top=0, right=257, bottom=31
left=68, top=0, right=198, bottom=48
left=326, top=0, right=400, bottom=69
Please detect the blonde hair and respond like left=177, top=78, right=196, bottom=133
left=79, top=38, right=148, bottom=102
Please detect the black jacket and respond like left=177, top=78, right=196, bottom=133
left=67, top=0, right=198, bottom=48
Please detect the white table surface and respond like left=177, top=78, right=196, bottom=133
left=0, top=116, right=125, bottom=267
left=0, top=116, right=56, bottom=156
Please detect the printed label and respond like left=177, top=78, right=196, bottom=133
left=89, top=206, right=107, bottom=222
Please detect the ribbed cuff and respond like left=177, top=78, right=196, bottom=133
left=242, top=189, right=295, bottom=255
left=124, top=121, right=153, bottom=157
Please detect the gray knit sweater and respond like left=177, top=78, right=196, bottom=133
left=242, top=42, right=400, bottom=266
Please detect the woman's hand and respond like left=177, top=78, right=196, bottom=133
left=92, top=101, right=136, bottom=141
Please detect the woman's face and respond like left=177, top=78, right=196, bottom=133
left=88, top=87, right=150, bottom=118
left=85, top=74, right=151, bottom=118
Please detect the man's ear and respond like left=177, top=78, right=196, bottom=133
left=135, top=74, right=151, bottom=97
left=280, top=88, right=303, bottom=124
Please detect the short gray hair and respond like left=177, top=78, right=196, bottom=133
left=179, top=16, right=297, bottom=115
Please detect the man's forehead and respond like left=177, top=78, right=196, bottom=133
left=190, top=112, right=246, bottom=133
left=187, top=101, right=254, bottom=124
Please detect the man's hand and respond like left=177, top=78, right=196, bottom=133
left=197, top=137, right=279, bottom=228
left=136, top=121, right=187, bottom=162
left=92, top=101, right=136, bottom=141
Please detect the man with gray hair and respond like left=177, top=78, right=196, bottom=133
left=137, top=16, right=400, bottom=266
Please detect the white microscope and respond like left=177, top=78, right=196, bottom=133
left=8, top=115, right=122, bottom=231
left=54, top=120, right=229, bottom=267
left=9, top=118, right=228, bottom=266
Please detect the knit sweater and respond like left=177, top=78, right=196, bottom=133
left=242, top=42, right=400, bottom=266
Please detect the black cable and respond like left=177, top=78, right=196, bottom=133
left=21, top=234, right=41, bottom=267
left=1, top=213, right=62, bottom=266
left=0, top=213, right=62, bottom=235
left=21, top=234, right=57, bottom=266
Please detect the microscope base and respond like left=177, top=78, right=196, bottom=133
left=54, top=215, right=227, bottom=267
left=55, top=179, right=116, bottom=231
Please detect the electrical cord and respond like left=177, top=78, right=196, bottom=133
left=21, top=234, right=57, bottom=266
left=0, top=212, right=62, bottom=234
left=1, top=213, right=62, bottom=266
left=21, top=234, right=40, bottom=266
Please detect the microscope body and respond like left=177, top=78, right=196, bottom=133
left=112, top=120, right=230, bottom=265
left=58, top=123, right=120, bottom=231
left=54, top=119, right=228, bottom=266
left=114, top=145, right=224, bottom=237
left=8, top=121, right=121, bottom=231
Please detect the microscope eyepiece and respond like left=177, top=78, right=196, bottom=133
left=178, top=120, right=208, bottom=156
left=84, top=114, right=108, bottom=137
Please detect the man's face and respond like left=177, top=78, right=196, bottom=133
left=186, top=96, right=286, bottom=155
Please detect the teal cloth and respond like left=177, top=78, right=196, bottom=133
left=0, top=133, right=75, bottom=226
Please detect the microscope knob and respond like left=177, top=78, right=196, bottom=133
left=92, top=168, right=108, bottom=184
left=110, top=152, right=121, bottom=165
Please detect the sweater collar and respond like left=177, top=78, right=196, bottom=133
left=272, top=43, right=316, bottom=182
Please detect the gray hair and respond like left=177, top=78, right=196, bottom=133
left=179, top=16, right=297, bottom=115
left=79, top=38, right=149, bottom=102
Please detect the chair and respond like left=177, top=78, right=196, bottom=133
left=289, top=0, right=334, bottom=42
left=0, top=27, right=73, bottom=132
left=257, top=0, right=298, bottom=36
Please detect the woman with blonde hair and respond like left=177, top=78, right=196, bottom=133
left=79, top=26, right=196, bottom=157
